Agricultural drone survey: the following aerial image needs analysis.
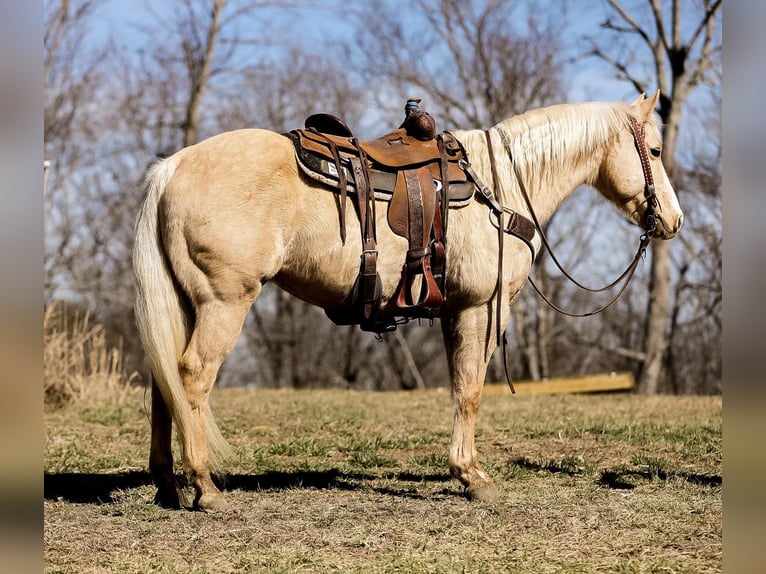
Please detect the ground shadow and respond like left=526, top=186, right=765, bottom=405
left=45, top=468, right=455, bottom=505
left=221, top=469, right=367, bottom=493
left=505, top=457, right=721, bottom=490
left=44, top=470, right=154, bottom=504
left=510, top=456, right=585, bottom=477
left=598, top=468, right=722, bottom=490
left=223, top=469, right=453, bottom=499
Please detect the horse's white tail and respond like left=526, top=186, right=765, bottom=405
left=133, top=157, right=232, bottom=470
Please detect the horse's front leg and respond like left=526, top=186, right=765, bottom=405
left=441, top=304, right=501, bottom=501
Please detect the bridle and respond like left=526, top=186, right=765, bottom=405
left=509, top=114, right=663, bottom=318
left=482, top=113, right=662, bottom=320
left=627, top=115, right=662, bottom=235
left=458, top=113, right=663, bottom=391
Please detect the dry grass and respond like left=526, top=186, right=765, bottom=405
left=44, top=387, right=721, bottom=573
left=44, top=302, right=136, bottom=408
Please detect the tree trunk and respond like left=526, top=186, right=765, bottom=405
left=394, top=329, right=426, bottom=390
left=182, top=0, right=224, bottom=147
left=592, top=0, right=721, bottom=394
left=513, top=302, right=540, bottom=380
left=638, top=82, right=682, bottom=394
left=535, top=274, right=551, bottom=380
left=639, top=240, right=671, bottom=394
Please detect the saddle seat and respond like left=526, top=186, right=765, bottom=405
left=304, top=124, right=450, bottom=168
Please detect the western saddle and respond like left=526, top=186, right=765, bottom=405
left=288, top=98, right=535, bottom=335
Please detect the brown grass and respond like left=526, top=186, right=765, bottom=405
left=44, top=387, right=722, bottom=573
left=44, top=302, right=136, bottom=408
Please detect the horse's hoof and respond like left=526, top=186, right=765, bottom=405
left=196, top=493, right=231, bottom=513
left=466, top=482, right=500, bottom=502
left=154, top=486, right=187, bottom=509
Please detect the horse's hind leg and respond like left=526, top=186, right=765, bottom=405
left=150, top=380, right=187, bottom=508
left=441, top=305, right=500, bottom=501
left=179, top=294, right=256, bottom=511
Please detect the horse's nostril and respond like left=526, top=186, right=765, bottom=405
left=677, top=214, right=684, bottom=233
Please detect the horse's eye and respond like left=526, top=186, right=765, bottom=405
left=650, top=148, right=662, bottom=158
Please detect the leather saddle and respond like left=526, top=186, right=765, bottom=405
left=288, top=98, right=473, bottom=333
left=290, top=122, right=474, bottom=206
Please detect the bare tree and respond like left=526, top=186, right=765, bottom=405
left=666, top=107, right=722, bottom=393
left=214, top=0, right=570, bottom=390
left=132, top=0, right=245, bottom=150
left=43, top=0, right=722, bottom=394
left=44, top=0, right=111, bottom=301
left=43, top=0, right=371, bottom=383
left=336, top=0, right=569, bottom=385
left=43, top=0, right=156, bottom=376
left=587, top=0, right=722, bottom=394
left=345, top=0, right=565, bottom=128
left=234, top=46, right=368, bottom=133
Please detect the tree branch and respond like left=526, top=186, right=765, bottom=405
left=606, top=0, right=655, bottom=49
left=648, top=0, right=670, bottom=53
left=588, top=43, right=646, bottom=95
left=687, top=0, right=722, bottom=50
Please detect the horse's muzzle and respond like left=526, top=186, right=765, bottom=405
left=651, top=212, right=683, bottom=239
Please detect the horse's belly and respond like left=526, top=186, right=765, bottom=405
left=273, top=259, right=356, bottom=309
left=275, top=219, right=409, bottom=311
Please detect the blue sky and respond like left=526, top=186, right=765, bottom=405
left=88, top=0, right=642, bottom=103
left=84, top=0, right=720, bottom=164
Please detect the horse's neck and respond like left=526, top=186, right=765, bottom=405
left=463, top=103, right=616, bottom=225
left=504, top=139, right=602, bottom=226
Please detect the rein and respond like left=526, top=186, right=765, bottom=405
left=462, top=114, right=660, bottom=362
left=508, top=114, right=659, bottom=317
left=457, top=131, right=522, bottom=392
left=510, top=157, right=652, bottom=318
left=526, top=234, right=651, bottom=317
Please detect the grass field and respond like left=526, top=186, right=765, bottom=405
left=44, top=387, right=721, bottom=573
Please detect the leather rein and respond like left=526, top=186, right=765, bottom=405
left=516, top=115, right=660, bottom=318
left=460, top=115, right=660, bottom=389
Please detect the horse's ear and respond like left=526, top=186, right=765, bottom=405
left=636, top=90, right=661, bottom=121
left=630, top=93, right=646, bottom=106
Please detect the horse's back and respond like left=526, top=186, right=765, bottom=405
left=169, top=128, right=296, bottom=191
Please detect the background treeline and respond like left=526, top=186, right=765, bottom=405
left=43, top=0, right=721, bottom=399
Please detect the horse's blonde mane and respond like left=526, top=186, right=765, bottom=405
left=454, top=101, right=656, bottom=220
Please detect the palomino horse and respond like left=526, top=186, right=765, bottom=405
left=133, top=91, right=683, bottom=510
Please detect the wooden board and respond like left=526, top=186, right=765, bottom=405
left=482, top=372, right=635, bottom=395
